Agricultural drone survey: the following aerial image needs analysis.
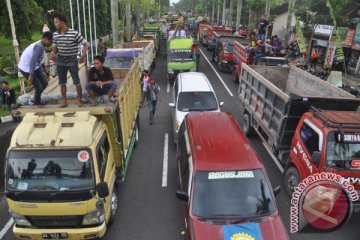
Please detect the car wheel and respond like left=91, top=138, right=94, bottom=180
left=108, top=186, right=118, bottom=225
left=242, top=112, right=254, bottom=137
left=283, top=167, right=300, bottom=198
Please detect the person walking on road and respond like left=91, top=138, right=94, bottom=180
left=18, top=31, right=53, bottom=106
left=146, top=79, right=160, bottom=125
left=51, top=12, right=88, bottom=108
left=140, top=70, right=151, bottom=106
left=311, top=50, right=319, bottom=69
left=86, top=55, right=116, bottom=106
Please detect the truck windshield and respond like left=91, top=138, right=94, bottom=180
left=192, top=170, right=276, bottom=219
left=177, top=92, right=219, bottom=112
left=105, top=57, right=134, bottom=69
left=326, top=132, right=360, bottom=170
left=169, top=50, right=193, bottom=61
left=6, top=149, right=95, bottom=191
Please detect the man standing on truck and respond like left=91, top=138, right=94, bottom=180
left=258, top=15, right=269, bottom=43
left=86, top=55, right=116, bottom=106
left=51, top=12, right=88, bottom=108
left=18, top=31, right=53, bottom=106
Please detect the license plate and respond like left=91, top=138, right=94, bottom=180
left=42, top=233, right=68, bottom=239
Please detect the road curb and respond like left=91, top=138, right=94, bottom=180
left=0, top=115, right=13, bottom=123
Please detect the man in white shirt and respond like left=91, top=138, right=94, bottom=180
left=18, top=31, right=53, bottom=106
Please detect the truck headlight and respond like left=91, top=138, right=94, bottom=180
left=221, top=60, right=228, bottom=63
left=176, top=121, right=181, bottom=132
left=168, top=69, right=174, bottom=74
left=82, top=209, right=105, bottom=226
left=11, top=211, right=32, bottom=227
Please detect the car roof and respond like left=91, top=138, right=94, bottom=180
left=185, top=112, right=263, bottom=171
left=178, top=72, right=214, bottom=92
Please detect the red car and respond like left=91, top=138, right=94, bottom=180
left=176, top=112, right=289, bottom=240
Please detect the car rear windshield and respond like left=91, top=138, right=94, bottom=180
left=177, top=91, right=218, bottom=111
left=192, top=170, right=276, bottom=219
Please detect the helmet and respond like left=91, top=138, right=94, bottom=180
left=257, top=40, right=263, bottom=44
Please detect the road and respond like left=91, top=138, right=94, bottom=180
left=0, top=41, right=359, bottom=240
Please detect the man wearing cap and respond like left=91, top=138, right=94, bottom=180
left=18, top=31, right=53, bottom=106
left=254, top=40, right=266, bottom=65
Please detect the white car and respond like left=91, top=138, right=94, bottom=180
left=169, top=72, right=223, bottom=144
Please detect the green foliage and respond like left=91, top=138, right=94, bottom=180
left=0, top=0, right=42, bottom=40
left=0, top=53, right=16, bottom=71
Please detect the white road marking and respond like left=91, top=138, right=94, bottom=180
left=167, top=81, right=170, bottom=93
left=162, top=133, right=169, bottom=187
left=261, top=141, right=284, bottom=173
left=199, top=48, right=234, bottom=97
left=0, top=218, right=14, bottom=239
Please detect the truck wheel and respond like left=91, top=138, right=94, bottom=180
left=108, top=186, right=119, bottom=225
left=283, top=167, right=300, bottom=198
left=242, top=113, right=254, bottom=137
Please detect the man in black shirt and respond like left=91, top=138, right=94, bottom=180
left=2, top=81, right=16, bottom=111
left=258, top=15, right=269, bottom=43
left=86, top=55, right=116, bottom=106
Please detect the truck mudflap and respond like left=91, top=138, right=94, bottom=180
left=13, top=221, right=106, bottom=240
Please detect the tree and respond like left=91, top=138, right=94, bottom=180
left=0, top=0, right=42, bottom=40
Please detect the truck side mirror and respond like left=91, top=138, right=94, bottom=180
left=273, top=186, right=281, bottom=197
left=176, top=190, right=189, bottom=202
left=97, top=182, right=109, bottom=198
left=312, top=151, right=321, bottom=166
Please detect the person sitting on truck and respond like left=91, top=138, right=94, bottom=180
left=98, top=38, right=107, bottom=57
left=271, top=35, right=283, bottom=56
left=86, top=55, right=116, bottom=106
left=254, top=40, right=266, bottom=65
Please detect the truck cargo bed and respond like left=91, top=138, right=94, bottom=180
left=238, top=64, right=360, bottom=156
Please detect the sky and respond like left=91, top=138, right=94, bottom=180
left=171, top=0, right=180, bottom=6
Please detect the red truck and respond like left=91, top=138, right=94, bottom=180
left=212, top=33, right=247, bottom=72
left=205, top=26, right=232, bottom=50
left=232, top=41, right=254, bottom=83
left=238, top=64, right=360, bottom=210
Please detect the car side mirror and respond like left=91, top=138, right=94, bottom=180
left=176, top=190, right=189, bottom=202
left=312, top=151, right=321, bottom=166
left=169, top=103, right=175, bottom=108
left=273, top=186, right=281, bottom=197
left=219, top=102, right=224, bottom=107
left=96, top=182, right=109, bottom=198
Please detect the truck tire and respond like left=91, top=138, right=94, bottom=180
left=242, top=113, right=255, bottom=137
left=108, top=186, right=119, bottom=225
left=283, top=167, right=300, bottom=198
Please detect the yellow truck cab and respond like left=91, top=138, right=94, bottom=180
left=6, top=59, right=141, bottom=240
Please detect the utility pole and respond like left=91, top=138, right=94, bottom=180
left=265, top=0, right=271, bottom=19
left=6, top=0, right=25, bottom=94
left=222, top=0, right=226, bottom=26
left=236, top=0, right=243, bottom=30
left=211, top=0, right=215, bottom=23
left=125, top=0, right=131, bottom=41
left=111, top=0, right=118, bottom=47
left=229, top=0, right=233, bottom=27
left=217, top=0, right=220, bottom=25
left=284, top=0, right=296, bottom=49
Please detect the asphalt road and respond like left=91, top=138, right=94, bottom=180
left=0, top=41, right=359, bottom=240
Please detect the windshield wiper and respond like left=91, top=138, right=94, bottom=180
left=50, top=188, right=70, bottom=198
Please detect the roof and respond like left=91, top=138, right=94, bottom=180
left=185, top=112, right=263, bottom=171
left=312, top=109, right=360, bottom=128
left=106, top=49, right=136, bottom=58
left=10, top=111, right=101, bottom=148
left=178, top=72, right=213, bottom=92
left=169, top=38, right=194, bottom=49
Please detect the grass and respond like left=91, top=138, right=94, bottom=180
left=0, top=31, right=42, bottom=57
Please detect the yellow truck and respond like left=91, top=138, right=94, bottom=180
left=5, top=58, right=141, bottom=239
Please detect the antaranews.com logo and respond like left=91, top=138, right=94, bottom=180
left=290, top=172, right=359, bottom=233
